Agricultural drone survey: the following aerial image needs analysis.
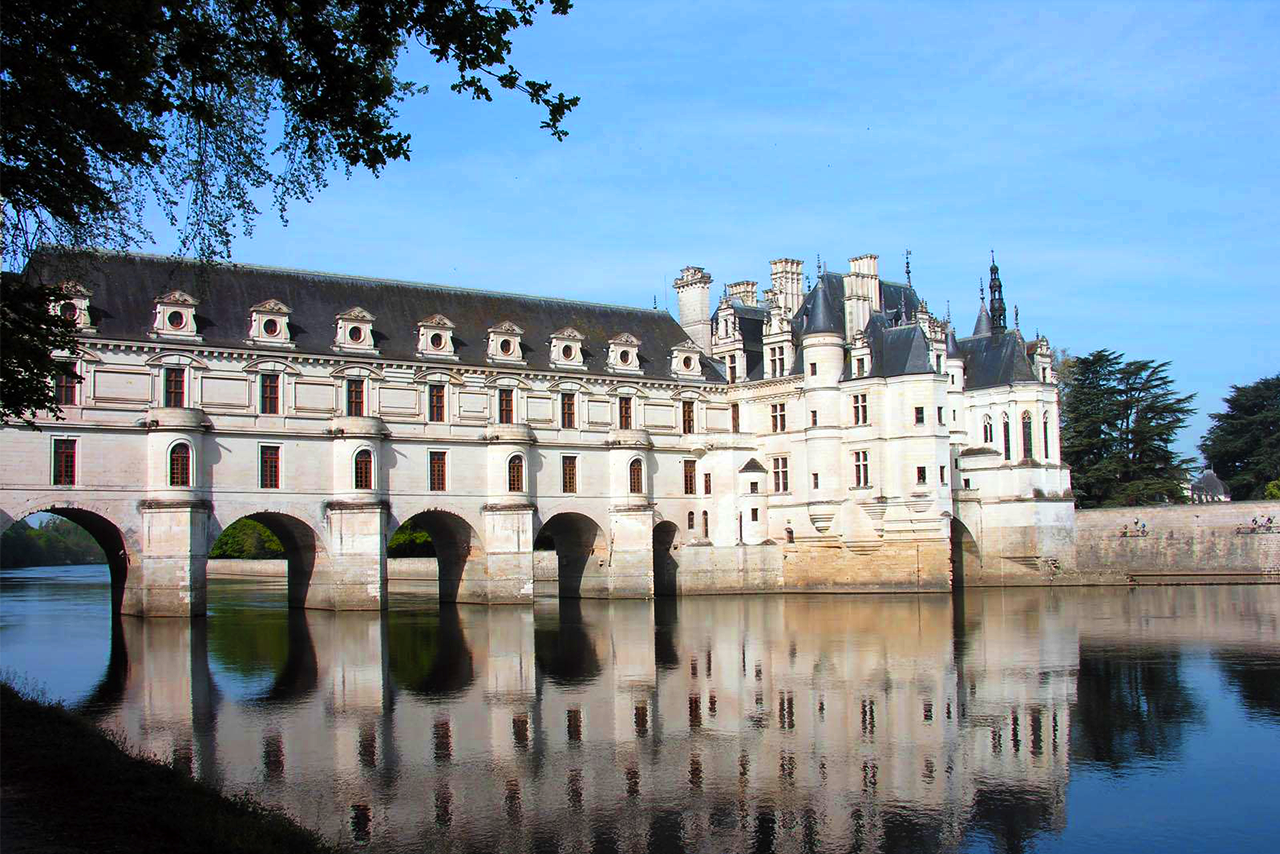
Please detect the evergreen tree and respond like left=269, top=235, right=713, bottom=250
left=1198, top=374, right=1280, bottom=500
left=1060, top=349, right=1196, bottom=507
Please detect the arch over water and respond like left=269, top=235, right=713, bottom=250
left=533, top=512, right=606, bottom=599
left=950, top=516, right=981, bottom=589
left=210, top=511, right=328, bottom=608
left=1, top=506, right=135, bottom=612
left=390, top=510, right=486, bottom=603
left=652, top=520, right=680, bottom=597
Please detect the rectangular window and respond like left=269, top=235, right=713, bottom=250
left=346, top=379, right=364, bottom=417
left=562, top=456, right=577, bottom=494
left=914, top=406, right=925, bottom=425
left=52, top=439, right=75, bottom=485
left=771, top=403, right=786, bottom=432
left=963, top=478, right=971, bottom=489
left=854, top=450, right=870, bottom=488
left=937, top=406, right=944, bottom=425
left=683, top=460, right=697, bottom=495
left=499, top=388, right=514, bottom=424
left=812, top=472, right=819, bottom=489
left=1003, top=420, right=1012, bottom=461
left=619, top=396, right=633, bottom=430
left=561, top=393, right=575, bottom=428
left=940, top=465, right=947, bottom=486
left=749, top=481, right=759, bottom=494
left=852, top=393, right=869, bottom=426
left=164, top=368, right=185, bottom=408
left=809, top=362, right=817, bottom=376
left=810, top=410, right=818, bottom=427
left=751, top=508, right=759, bottom=522
left=856, top=357, right=865, bottom=377
left=728, top=355, right=737, bottom=383
left=1044, top=420, right=1051, bottom=460
left=260, top=446, right=280, bottom=489
left=55, top=369, right=78, bottom=406
left=260, top=374, right=279, bottom=414
left=682, top=400, right=695, bottom=434
left=731, top=403, right=740, bottom=433
left=936, top=354, right=943, bottom=373
left=916, top=466, right=927, bottom=485
left=772, top=457, right=789, bottom=493
left=704, top=472, right=712, bottom=495
left=428, top=385, right=445, bottom=422
left=1023, top=416, right=1034, bottom=460
left=429, top=451, right=447, bottom=491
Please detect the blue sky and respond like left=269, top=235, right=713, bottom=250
left=142, top=0, right=1279, bottom=459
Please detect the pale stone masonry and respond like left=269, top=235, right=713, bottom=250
left=0, top=251, right=1075, bottom=615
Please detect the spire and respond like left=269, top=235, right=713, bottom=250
left=803, top=278, right=842, bottom=336
left=989, top=250, right=1006, bottom=332
left=973, top=301, right=992, bottom=336
left=904, top=248, right=912, bottom=287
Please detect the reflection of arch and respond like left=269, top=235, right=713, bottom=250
left=950, top=517, right=981, bottom=588
left=534, top=600, right=602, bottom=685
left=211, top=512, right=326, bottom=608
left=533, top=512, right=606, bottom=599
left=6, top=507, right=134, bottom=611
left=653, top=521, right=680, bottom=597
left=388, top=604, right=475, bottom=697
left=390, top=511, right=485, bottom=603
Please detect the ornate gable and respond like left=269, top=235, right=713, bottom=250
left=334, top=306, right=377, bottom=353
left=152, top=290, right=201, bottom=340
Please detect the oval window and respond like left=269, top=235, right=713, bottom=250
left=263, top=318, right=279, bottom=336
left=500, top=338, right=513, bottom=355
left=620, top=349, right=631, bottom=364
left=430, top=332, right=445, bottom=349
left=60, top=302, right=77, bottom=320
left=562, top=344, right=574, bottom=360
left=167, top=310, right=185, bottom=329
left=682, top=356, right=693, bottom=370
left=349, top=326, right=363, bottom=342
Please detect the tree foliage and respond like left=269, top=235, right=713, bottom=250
left=0, top=272, right=82, bottom=425
left=388, top=518, right=434, bottom=558
left=209, top=518, right=285, bottom=559
left=1060, top=349, right=1196, bottom=507
left=1, top=1, right=577, bottom=424
left=1198, top=374, right=1280, bottom=501
left=1, top=517, right=107, bottom=567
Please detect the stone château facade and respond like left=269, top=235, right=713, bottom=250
left=0, top=251, right=1075, bottom=615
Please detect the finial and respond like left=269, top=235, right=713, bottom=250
left=946, top=300, right=952, bottom=323
left=904, top=248, right=912, bottom=287
left=1014, top=305, right=1020, bottom=329
left=991, top=248, right=996, bottom=265
left=979, top=278, right=985, bottom=302
left=653, top=295, right=658, bottom=310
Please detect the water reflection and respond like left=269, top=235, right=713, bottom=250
left=5, top=578, right=1279, bottom=852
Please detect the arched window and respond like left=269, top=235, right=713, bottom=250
left=1002, top=414, right=1011, bottom=461
left=169, top=442, right=191, bottom=487
left=687, top=511, right=695, bottom=530
left=982, top=414, right=993, bottom=444
left=1043, top=412, right=1052, bottom=462
left=354, top=449, right=373, bottom=489
left=1021, top=411, right=1033, bottom=460
left=508, top=454, right=524, bottom=492
left=701, top=511, right=709, bottom=538
left=629, top=458, right=643, bottom=494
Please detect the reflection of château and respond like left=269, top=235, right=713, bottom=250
left=2, top=251, right=1074, bottom=615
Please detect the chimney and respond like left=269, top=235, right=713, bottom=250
left=767, top=259, right=804, bottom=317
left=848, top=254, right=880, bottom=311
left=727, top=280, right=758, bottom=307
left=673, top=266, right=713, bottom=353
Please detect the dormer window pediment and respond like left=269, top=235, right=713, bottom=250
left=670, top=340, right=703, bottom=379
left=607, top=333, right=642, bottom=374
left=487, top=321, right=525, bottom=364
left=152, top=290, right=201, bottom=340
left=417, top=314, right=458, bottom=360
left=549, top=326, right=586, bottom=370
left=248, top=299, right=294, bottom=348
left=54, top=281, right=96, bottom=333
left=334, top=307, right=378, bottom=354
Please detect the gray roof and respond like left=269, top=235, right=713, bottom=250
left=32, top=252, right=723, bottom=381
left=800, top=278, right=842, bottom=336
left=955, top=330, right=1036, bottom=389
left=739, top=458, right=768, bottom=473
left=1191, top=469, right=1229, bottom=497
left=973, top=303, right=992, bottom=336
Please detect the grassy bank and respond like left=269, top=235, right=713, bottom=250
left=0, top=679, right=340, bottom=853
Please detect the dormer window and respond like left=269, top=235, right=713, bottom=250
left=670, top=340, right=702, bottom=379
left=152, top=290, right=201, bottom=341
left=334, top=307, right=377, bottom=354
left=248, top=299, right=294, bottom=348
left=417, top=314, right=457, bottom=360
left=54, top=282, right=95, bottom=332
left=549, top=327, right=586, bottom=370
left=607, top=333, right=642, bottom=374
left=487, top=321, right=525, bottom=364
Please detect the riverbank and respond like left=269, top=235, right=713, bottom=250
left=0, top=679, right=340, bottom=854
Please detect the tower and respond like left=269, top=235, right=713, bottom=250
left=989, top=251, right=1006, bottom=333
left=673, top=266, right=712, bottom=353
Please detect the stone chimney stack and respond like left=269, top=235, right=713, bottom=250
left=767, top=259, right=804, bottom=318
left=727, top=280, right=758, bottom=307
left=673, top=266, right=713, bottom=354
left=848, top=254, right=881, bottom=311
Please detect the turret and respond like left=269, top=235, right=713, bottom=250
left=989, top=252, right=1006, bottom=333
left=673, top=266, right=712, bottom=353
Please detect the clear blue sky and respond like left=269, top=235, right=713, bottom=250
left=141, top=0, right=1279, bottom=459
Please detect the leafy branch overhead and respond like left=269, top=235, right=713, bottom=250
left=1, top=0, right=579, bottom=266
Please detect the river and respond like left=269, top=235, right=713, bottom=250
left=2, top=566, right=1278, bottom=853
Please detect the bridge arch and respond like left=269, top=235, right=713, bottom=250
left=949, top=515, right=982, bottom=589
left=533, top=512, right=606, bottom=599
left=209, top=511, right=330, bottom=608
left=652, top=520, right=681, bottom=597
left=388, top=509, right=486, bottom=603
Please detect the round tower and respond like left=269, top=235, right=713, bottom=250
left=800, top=281, right=845, bottom=527
left=673, top=266, right=712, bottom=353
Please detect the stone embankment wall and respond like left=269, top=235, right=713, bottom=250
left=1076, top=500, right=1280, bottom=578
left=206, top=558, right=441, bottom=581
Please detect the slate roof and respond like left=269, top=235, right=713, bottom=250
left=799, top=278, right=842, bottom=335
left=973, top=302, right=993, bottom=336
left=954, top=329, right=1036, bottom=389
left=33, top=252, right=723, bottom=381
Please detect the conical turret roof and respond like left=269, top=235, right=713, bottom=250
left=973, top=302, right=992, bottom=336
left=803, top=279, right=842, bottom=336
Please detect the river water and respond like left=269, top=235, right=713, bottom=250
left=2, top=567, right=1278, bottom=853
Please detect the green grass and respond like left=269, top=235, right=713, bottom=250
left=0, top=676, right=342, bottom=853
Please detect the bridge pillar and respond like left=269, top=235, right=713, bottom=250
left=316, top=501, right=387, bottom=610
left=130, top=500, right=209, bottom=617
left=480, top=504, right=535, bottom=604
left=603, top=504, right=656, bottom=598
